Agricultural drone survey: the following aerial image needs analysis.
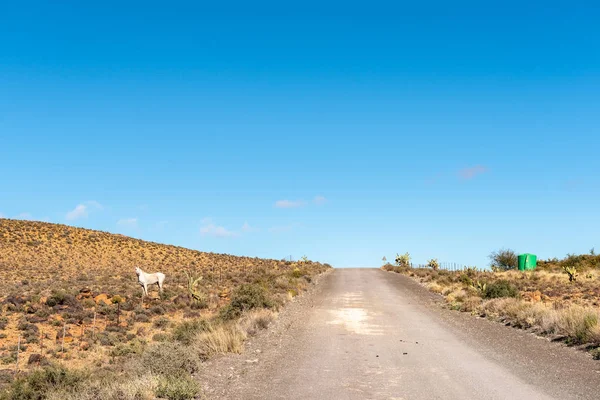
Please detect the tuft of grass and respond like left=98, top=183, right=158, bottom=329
left=193, top=322, right=246, bottom=359
left=46, top=373, right=158, bottom=400
left=239, top=309, right=276, bottom=336
left=156, top=375, right=202, bottom=400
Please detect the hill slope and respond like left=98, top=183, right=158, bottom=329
left=0, top=218, right=297, bottom=276
left=0, top=218, right=330, bottom=378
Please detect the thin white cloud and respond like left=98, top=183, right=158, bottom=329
left=65, top=200, right=103, bottom=221
left=314, top=196, right=327, bottom=205
left=200, top=222, right=238, bottom=238
left=459, top=165, right=488, bottom=180
left=85, top=200, right=104, bottom=210
left=200, top=218, right=257, bottom=237
left=15, top=212, right=33, bottom=220
left=117, top=217, right=138, bottom=227
left=66, top=204, right=88, bottom=220
left=275, top=199, right=306, bottom=209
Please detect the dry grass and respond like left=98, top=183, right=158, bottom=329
left=46, top=373, right=159, bottom=400
left=0, top=219, right=331, bottom=398
left=385, top=262, right=600, bottom=354
left=239, top=309, right=277, bottom=336
left=194, top=322, right=247, bottom=358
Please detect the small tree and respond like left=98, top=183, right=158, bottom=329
left=488, top=248, right=518, bottom=271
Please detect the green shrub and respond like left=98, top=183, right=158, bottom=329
left=171, top=319, right=210, bottom=345
left=458, top=274, right=473, bottom=287
left=219, top=284, right=276, bottom=321
left=153, top=317, right=170, bottom=329
left=0, top=317, right=8, bottom=330
left=138, top=342, right=201, bottom=376
left=483, top=280, right=519, bottom=299
left=0, top=364, right=86, bottom=400
left=152, top=333, right=169, bottom=342
left=155, top=375, right=201, bottom=400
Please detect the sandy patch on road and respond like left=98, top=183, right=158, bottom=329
left=327, top=307, right=383, bottom=335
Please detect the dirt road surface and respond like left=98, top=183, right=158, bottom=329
left=202, top=269, right=600, bottom=399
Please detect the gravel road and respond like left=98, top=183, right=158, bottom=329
left=202, top=268, right=600, bottom=399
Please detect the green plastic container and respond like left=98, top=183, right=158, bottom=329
left=518, top=254, right=537, bottom=271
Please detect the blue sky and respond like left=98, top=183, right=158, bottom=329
left=1, top=1, right=599, bottom=267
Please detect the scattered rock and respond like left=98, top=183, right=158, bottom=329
left=94, top=294, right=111, bottom=305
left=78, top=288, right=92, bottom=299
left=80, top=341, right=90, bottom=351
left=245, top=359, right=259, bottom=364
left=522, top=290, right=542, bottom=303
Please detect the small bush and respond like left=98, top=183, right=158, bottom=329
left=156, top=375, right=201, bottom=400
left=483, top=280, right=519, bottom=299
left=395, top=253, right=411, bottom=268
left=138, top=342, right=201, bottom=376
left=219, top=284, right=275, bottom=320
left=0, top=364, right=86, bottom=400
left=171, top=319, right=210, bottom=345
left=152, top=333, right=169, bottom=342
left=0, top=317, right=8, bottom=330
left=153, top=317, right=170, bottom=329
left=427, top=258, right=439, bottom=270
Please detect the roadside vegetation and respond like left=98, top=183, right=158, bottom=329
left=0, top=219, right=331, bottom=399
left=383, top=249, right=600, bottom=359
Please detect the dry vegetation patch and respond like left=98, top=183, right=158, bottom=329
left=382, top=256, right=600, bottom=357
left=0, top=219, right=331, bottom=399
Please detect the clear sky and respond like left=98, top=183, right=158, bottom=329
left=1, top=1, right=599, bottom=268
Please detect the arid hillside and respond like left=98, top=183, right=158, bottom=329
left=0, top=218, right=300, bottom=279
left=0, top=218, right=330, bottom=399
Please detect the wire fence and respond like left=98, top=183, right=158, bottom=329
left=410, top=262, right=487, bottom=272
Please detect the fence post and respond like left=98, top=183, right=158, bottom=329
left=92, top=311, right=97, bottom=340
left=15, top=335, right=21, bottom=374
left=61, top=323, right=66, bottom=353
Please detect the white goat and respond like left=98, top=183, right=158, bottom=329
left=135, top=267, right=165, bottom=297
